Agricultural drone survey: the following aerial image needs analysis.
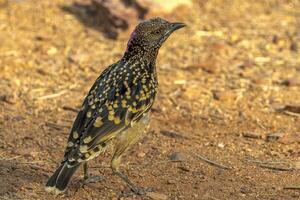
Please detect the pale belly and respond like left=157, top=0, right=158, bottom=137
left=86, top=113, right=150, bottom=161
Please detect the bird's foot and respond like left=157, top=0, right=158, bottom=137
left=131, top=186, right=153, bottom=195
left=75, top=175, right=105, bottom=193
left=121, top=187, right=153, bottom=197
left=84, top=175, right=105, bottom=184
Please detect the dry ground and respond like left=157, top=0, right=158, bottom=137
left=0, top=0, right=300, bottom=199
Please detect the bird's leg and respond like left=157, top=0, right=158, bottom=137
left=111, top=154, right=152, bottom=196
left=83, top=162, right=89, bottom=180
left=111, top=122, right=152, bottom=195
left=83, top=162, right=104, bottom=184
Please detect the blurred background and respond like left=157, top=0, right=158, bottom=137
left=0, top=0, right=299, bottom=199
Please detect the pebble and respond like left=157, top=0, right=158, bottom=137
left=217, top=143, right=225, bottom=148
left=242, top=132, right=261, bottom=139
left=47, top=47, right=58, bottom=56
left=281, top=77, right=300, bottom=86
left=167, top=180, right=176, bottom=184
left=161, top=131, right=187, bottom=139
left=266, top=132, right=284, bottom=142
left=212, top=90, right=237, bottom=103
left=146, top=192, right=168, bottom=200
left=0, top=94, right=18, bottom=104
left=290, top=41, right=298, bottom=52
left=178, top=165, right=190, bottom=172
left=137, top=152, right=146, bottom=158
left=240, top=186, right=251, bottom=194
left=169, top=152, right=186, bottom=162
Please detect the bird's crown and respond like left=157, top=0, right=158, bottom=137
left=126, top=17, right=185, bottom=53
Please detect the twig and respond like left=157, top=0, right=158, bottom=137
left=246, top=158, right=291, bottom=165
left=245, top=158, right=294, bottom=171
left=135, top=160, right=177, bottom=167
left=62, top=106, right=79, bottom=113
left=0, top=155, right=21, bottom=161
left=18, top=161, right=44, bottom=165
left=45, top=122, right=68, bottom=130
left=90, top=159, right=181, bottom=169
left=284, top=185, right=300, bottom=190
left=259, top=164, right=294, bottom=171
left=36, top=89, right=68, bottom=100
left=190, top=151, right=232, bottom=170
left=283, top=111, right=300, bottom=117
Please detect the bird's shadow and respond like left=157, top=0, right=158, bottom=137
left=61, top=0, right=148, bottom=40
left=61, top=0, right=128, bottom=39
left=119, top=0, right=148, bottom=19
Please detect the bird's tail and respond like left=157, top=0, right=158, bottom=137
left=45, top=162, right=80, bottom=194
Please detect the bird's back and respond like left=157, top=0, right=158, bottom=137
left=63, top=56, right=157, bottom=167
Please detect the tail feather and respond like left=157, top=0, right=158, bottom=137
left=45, top=162, right=80, bottom=193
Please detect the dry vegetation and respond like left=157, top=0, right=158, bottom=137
left=0, top=0, right=300, bottom=199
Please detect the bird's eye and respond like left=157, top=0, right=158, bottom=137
left=152, top=29, right=161, bottom=35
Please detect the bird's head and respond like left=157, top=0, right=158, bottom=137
left=126, top=17, right=186, bottom=53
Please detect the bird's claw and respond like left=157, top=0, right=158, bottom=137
left=121, top=186, right=153, bottom=197
left=131, top=186, right=153, bottom=195
left=84, top=175, right=105, bottom=184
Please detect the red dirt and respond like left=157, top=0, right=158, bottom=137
left=0, top=0, right=299, bottom=199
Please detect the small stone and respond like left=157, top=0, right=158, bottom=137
left=290, top=42, right=298, bottom=52
left=14, top=148, right=37, bottom=157
left=174, top=80, right=187, bottom=85
left=137, top=152, right=146, bottom=158
left=169, top=152, right=186, bottom=162
left=195, top=61, right=221, bottom=74
left=217, top=143, right=225, bottom=148
left=146, top=192, right=168, bottom=200
left=242, top=132, right=261, bottom=139
left=184, top=87, right=203, bottom=100
left=30, top=165, right=39, bottom=170
left=167, top=180, right=176, bottom=184
left=0, top=94, right=18, bottom=104
left=161, top=130, right=188, bottom=139
left=237, top=60, right=253, bottom=69
left=240, top=186, right=251, bottom=194
left=212, top=90, right=237, bottom=103
left=281, top=77, right=300, bottom=87
left=178, top=165, right=190, bottom=172
left=266, top=132, right=284, bottom=142
left=272, top=35, right=279, bottom=44
left=12, top=115, right=25, bottom=121
left=47, top=47, right=58, bottom=55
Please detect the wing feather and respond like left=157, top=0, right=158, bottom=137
left=63, top=60, right=156, bottom=163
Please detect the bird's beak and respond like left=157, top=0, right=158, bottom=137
left=160, top=22, right=186, bottom=43
left=169, top=22, right=186, bottom=32
left=163, top=22, right=186, bottom=38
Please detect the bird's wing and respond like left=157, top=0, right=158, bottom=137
left=62, top=64, right=115, bottom=159
left=63, top=62, right=156, bottom=164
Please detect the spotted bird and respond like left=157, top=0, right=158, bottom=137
left=45, top=17, right=185, bottom=195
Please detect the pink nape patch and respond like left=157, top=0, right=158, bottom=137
left=126, top=30, right=137, bottom=52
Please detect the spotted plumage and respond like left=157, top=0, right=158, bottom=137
left=46, top=17, right=185, bottom=194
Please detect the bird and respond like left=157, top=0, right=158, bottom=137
left=45, top=17, right=185, bottom=195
